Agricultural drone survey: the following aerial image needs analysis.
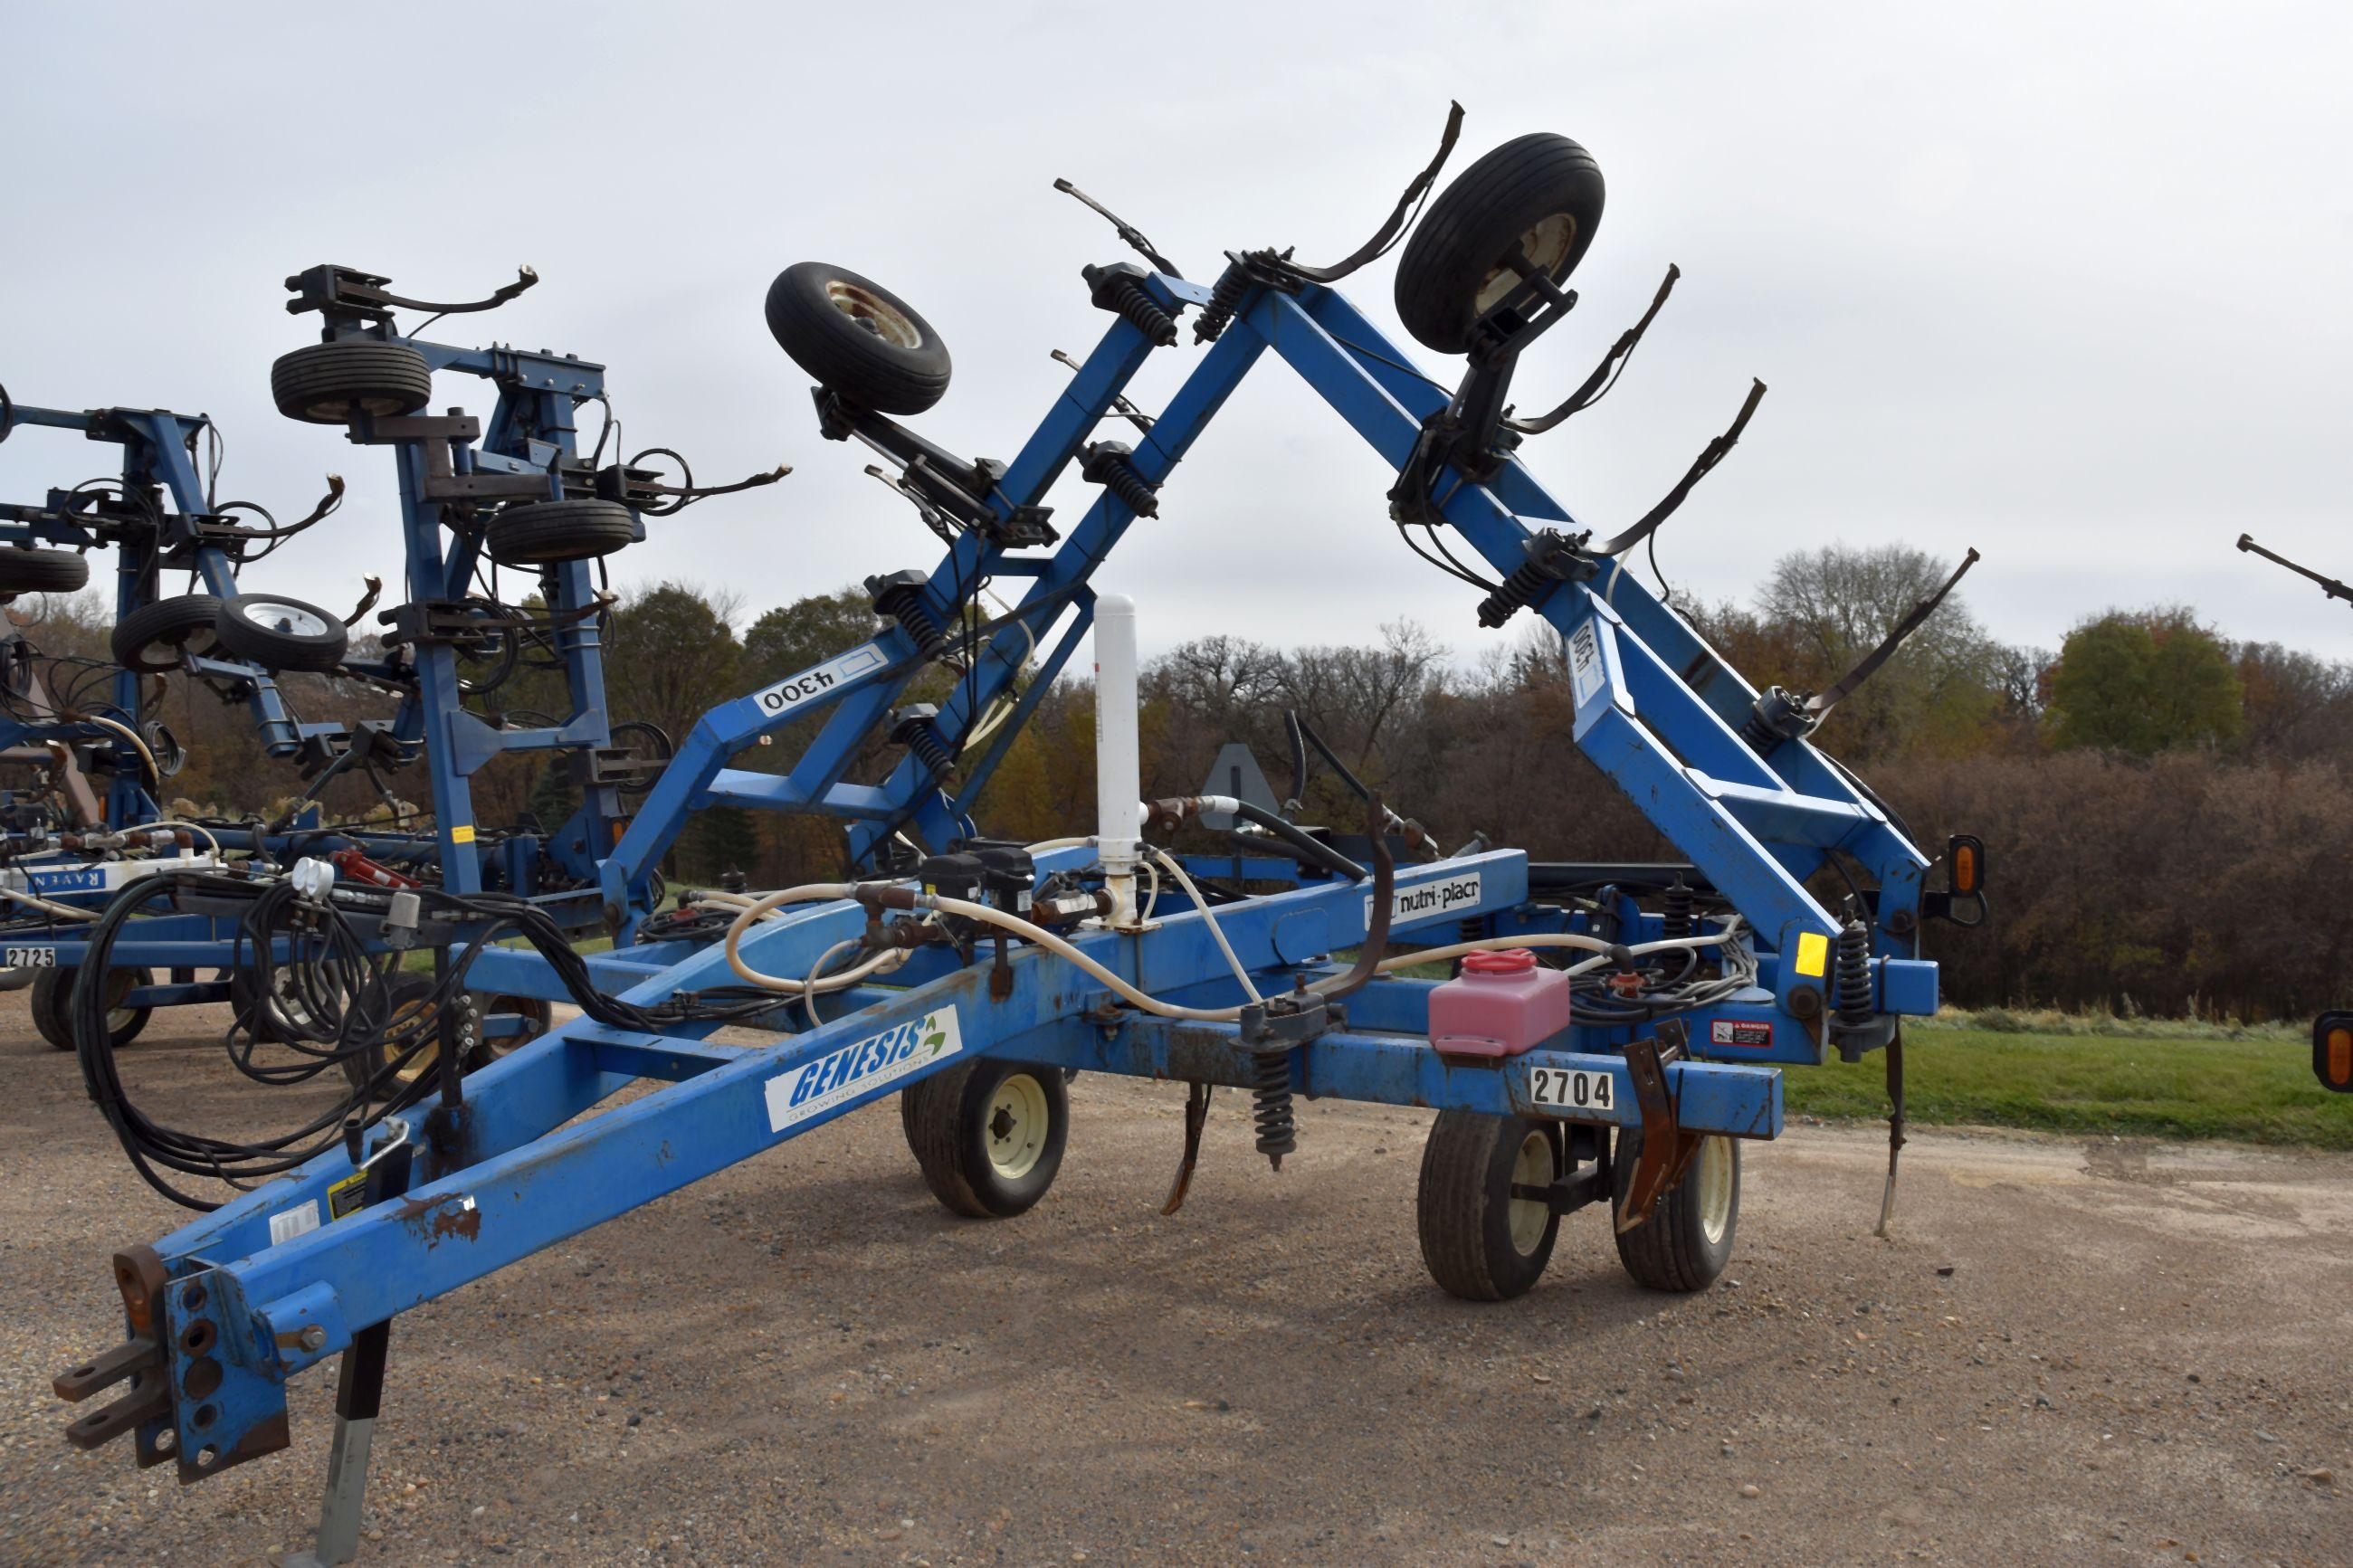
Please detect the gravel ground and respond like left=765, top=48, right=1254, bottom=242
left=2, top=993, right=2348, bottom=1567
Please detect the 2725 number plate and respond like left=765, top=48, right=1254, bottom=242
left=4, top=946, right=57, bottom=968
left=1529, top=1065, right=1615, bottom=1117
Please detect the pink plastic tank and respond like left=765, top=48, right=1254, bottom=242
left=1427, top=948, right=1571, bottom=1059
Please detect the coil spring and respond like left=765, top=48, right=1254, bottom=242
left=1833, top=918, right=1874, bottom=1025
left=1661, top=879, right=1694, bottom=942
left=1459, top=914, right=1486, bottom=946
left=1100, top=275, right=1177, bottom=347
left=1250, top=1048, right=1297, bottom=1169
left=1085, top=447, right=1159, bottom=518
left=901, top=722, right=955, bottom=781
left=1475, top=557, right=1557, bottom=629
left=1194, top=258, right=1253, bottom=344
left=892, top=596, right=948, bottom=664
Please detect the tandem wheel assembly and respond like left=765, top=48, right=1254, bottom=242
left=1415, top=1113, right=1741, bottom=1300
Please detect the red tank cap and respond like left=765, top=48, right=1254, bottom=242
left=1461, top=947, right=1538, bottom=977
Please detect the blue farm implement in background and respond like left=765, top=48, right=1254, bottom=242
left=2235, top=533, right=2352, bottom=1093
left=49, top=111, right=1989, bottom=1564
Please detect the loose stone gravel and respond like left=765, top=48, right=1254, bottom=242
left=2, top=995, right=2348, bottom=1564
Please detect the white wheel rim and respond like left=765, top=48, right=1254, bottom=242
left=382, top=995, right=440, bottom=1086
left=983, top=1072, right=1050, bottom=1181
left=1507, top=1128, right=1555, bottom=1254
left=238, top=600, right=332, bottom=638
left=102, top=973, right=143, bottom=1031
left=1695, top=1136, right=1735, bottom=1246
left=1475, top=214, right=1579, bottom=315
left=824, top=280, right=923, bottom=350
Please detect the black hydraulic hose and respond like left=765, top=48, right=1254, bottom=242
left=1225, top=800, right=1367, bottom=882
left=1317, top=794, right=1396, bottom=1001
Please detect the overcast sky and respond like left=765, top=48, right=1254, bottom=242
left=5, top=2, right=2349, bottom=668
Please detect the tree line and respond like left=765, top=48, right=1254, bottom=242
left=13, top=541, right=2347, bottom=1020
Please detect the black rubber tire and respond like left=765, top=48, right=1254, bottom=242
left=338, top=980, right=472, bottom=1095
left=608, top=720, right=673, bottom=798
left=0, top=546, right=90, bottom=595
left=766, top=261, right=952, bottom=415
left=214, top=593, right=349, bottom=674
left=484, top=499, right=638, bottom=566
left=110, top=595, right=224, bottom=673
left=34, top=966, right=153, bottom=1051
left=270, top=341, right=433, bottom=425
left=1416, top=1110, right=1563, bottom=1301
left=900, top=1057, right=1067, bottom=1219
left=1394, top=133, right=1607, bottom=355
left=231, top=961, right=343, bottom=1047
left=1611, top=1126, right=1740, bottom=1293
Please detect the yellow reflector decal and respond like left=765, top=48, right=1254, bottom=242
left=1795, top=931, right=1830, bottom=978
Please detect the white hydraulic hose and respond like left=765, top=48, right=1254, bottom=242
left=148, top=819, right=222, bottom=856
left=721, top=880, right=1745, bottom=1027
left=720, top=884, right=910, bottom=996
left=0, top=883, right=101, bottom=922
left=1148, top=847, right=1261, bottom=1003
left=78, top=714, right=161, bottom=793
left=1368, top=927, right=1741, bottom=974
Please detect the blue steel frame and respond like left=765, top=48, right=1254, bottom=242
left=322, top=327, right=632, bottom=898
left=0, top=402, right=364, bottom=809
left=65, top=261, right=1944, bottom=1496
left=0, top=396, right=554, bottom=1014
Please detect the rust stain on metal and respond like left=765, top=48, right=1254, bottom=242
left=397, top=1195, right=481, bottom=1249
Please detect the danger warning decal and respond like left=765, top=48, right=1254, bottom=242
left=1710, top=1019, right=1774, bottom=1050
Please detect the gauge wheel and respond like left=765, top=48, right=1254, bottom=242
left=339, top=983, right=479, bottom=1095
left=0, top=546, right=91, bottom=596
left=608, top=720, right=673, bottom=798
left=140, top=719, right=186, bottom=776
left=232, top=960, right=345, bottom=1047
left=110, top=595, right=225, bottom=673
left=765, top=261, right=952, bottom=415
left=1393, top=132, right=1606, bottom=355
left=483, top=499, right=638, bottom=566
left=33, top=965, right=153, bottom=1051
left=214, top=593, right=349, bottom=673
left=900, top=1057, right=1067, bottom=1218
left=1611, top=1126, right=1739, bottom=1293
left=472, top=993, right=554, bottom=1065
left=1416, top=1110, right=1562, bottom=1301
left=270, top=341, right=433, bottom=425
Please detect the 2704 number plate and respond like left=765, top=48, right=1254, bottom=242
left=4, top=946, right=57, bottom=968
left=1529, top=1065, right=1615, bottom=1117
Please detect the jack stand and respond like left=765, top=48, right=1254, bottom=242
left=277, top=1326, right=387, bottom=1568
left=279, top=1127, right=410, bottom=1567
